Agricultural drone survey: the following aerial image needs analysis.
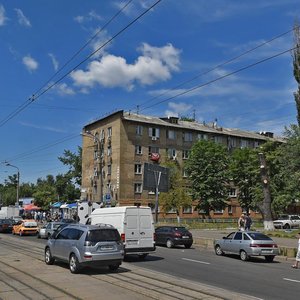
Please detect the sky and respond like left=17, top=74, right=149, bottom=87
left=0, top=0, right=299, bottom=185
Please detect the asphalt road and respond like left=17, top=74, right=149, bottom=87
left=9, top=234, right=300, bottom=300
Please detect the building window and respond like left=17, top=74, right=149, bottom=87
left=167, top=207, right=177, bottom=213
left=93, top=167, right=98, bottom=177
left=214, top=136, right=223, bottom=144
left=135, top=145, right=142, bottom=155
left=100, top=129, right=105, bottom=140
left=134, top=183, right=142, bottom=193
left=229, top=188, right=237, bottom=197
left=149, top=127, right=160, bottom=138
left=136, top=125, right=143, bottom=136
left=182, top=150, right=190, bottom=159
left=107, top=146, right=112, bottom=156
left=214, top=209, right=224, bottom=214
left=254, top=141, right=260, bottom=148
left=183, top=132, right=193, bottom=142
left=183, top=206, right=192, bottom=213
left=167, top=130, right=176, bottom=140
left=107, top=127, right=112, bottom=137
left=229, top=137, right=238, bottom=148
left=134, top=164, right=142, bottom=174
left=149, top=146, right=159, bottom=156
left=167, top=148, right=177, bottom=159
left=94, top=150, right=98, bottom=161
left=107, top=165, right=111, bottom=175
left=182, top=168, right=188, bottom=178
left=228, top=205, right=233, bottom=214
left=198, top=133, right=208, bottom=140
left=241, top=139, right=248, bottom=148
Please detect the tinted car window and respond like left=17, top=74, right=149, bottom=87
left=234, top=232, right=242, bottom=240
left=243, top=233, right=250, bottom=240
left=68, top=228, right=84, bottom=240
left=56, top=228, right=70, bottom=240
left=248, top=232, right=272, bottom=240
left=225, top=232, right=235, bottom=239
left=173, top=227, right=189, bottom=233
left=86, top=229, right=120, bottom=243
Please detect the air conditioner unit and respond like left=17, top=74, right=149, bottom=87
left=152, top=137, right=157, bottom=141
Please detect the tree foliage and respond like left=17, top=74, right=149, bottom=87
left=185, top=140, right=229, bottom=215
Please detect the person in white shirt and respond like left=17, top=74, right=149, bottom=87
left=291, top=232, right=300, bottom=269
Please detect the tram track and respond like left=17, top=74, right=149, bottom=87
left=0, top=235, right=224, bottom=300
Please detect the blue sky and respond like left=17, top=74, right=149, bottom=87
left=0, top=0, right=299, bottom=184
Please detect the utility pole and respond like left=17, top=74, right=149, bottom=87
left=258, top=152, right=274, bottom=230
left=5, top=162, right=20, bottom=206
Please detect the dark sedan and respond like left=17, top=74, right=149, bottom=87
left=0, top=219, right=13, bottom=233
left=155, top=226, right=193, bottom=248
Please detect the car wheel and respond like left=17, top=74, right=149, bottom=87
left=283, top=224, right=290, bottom=229
left=45, top=247, right=55, bottom=265
left=185, top=244, right=192, bottom=249
left=108, top=264, right=120, bottom=271
left=265, top=255, right=275, bottom=262
left=166, top=239, right=174, bottom=248
left=69, top=254, right=81, bottom=274
left=37, top=234, right=40, bottom=239
left=215, top=245, right=224, bottom=256
left=240, top=250, right=249, bottom=261
left=138, top=254, right=148, bottom=260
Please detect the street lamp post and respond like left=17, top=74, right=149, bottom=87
left=5, top=162, right=20, bottom=206
left=82, top=131, right=103, bottom=204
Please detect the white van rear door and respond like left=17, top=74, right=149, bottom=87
left=125, top=210, right=140, bottom=248
left=138, top=209, right=154, bottom=248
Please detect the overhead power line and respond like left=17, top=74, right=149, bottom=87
left=136, top=26, right=298, bottom=111
left=140, top=45, right=298, bottom=112
left=0, top=0, right=162, bottom=128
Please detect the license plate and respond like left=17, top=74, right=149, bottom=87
left=182, top=236, right=189, bottom=239
left=127, top=240, right=138, bottom=245
left=262, top=250, right=273, bottom=254
left=100, top=246, right=114, bottom=250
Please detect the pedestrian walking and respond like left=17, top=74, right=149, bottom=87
left=291, top=232, right=300, bottom=269
left=244, top=213, right=252, bottom=231
left=238, top=214, right=245, bottom=231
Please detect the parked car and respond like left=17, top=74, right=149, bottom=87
left=10, top=216, right=23, bottom=225
left=273, top=214, right=300, bottom=229
left=0, top=218, right=13, bottom=233
left=37, top=224, right=47, bottom=239
left=45, top=223, right=124, bottom=274
left=44, top=222, right=65, bottom=239
left=214, top=231, right=279, bottom=262
left=12, top=219, right=38, bottom=236
left=155, top=226, right=193, bottom=248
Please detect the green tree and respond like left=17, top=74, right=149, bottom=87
left=159, top=161, right=192, bottom=223
left=58, top=147, right=82, bottom=186
left=33, top=177, right=57, bottom=209
left=292, top=22, right=300, bottom=125
left=185, top=140, right=229, bottom=216
left=229, top=147, right=260, bottom=213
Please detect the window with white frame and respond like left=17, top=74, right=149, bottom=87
left=135, top=145, right=142, bottom=155
left=214, top=136, right=223, bottom=144
left=167, top=130, right=176, bottom=140
left=183, top=132, right=193, bottom=142
left=182, top=149, right=190, bottom=159
left=148, top=127, right=160, bottom=138
left=228, top=205, right=233, bottom=214
left=183, top=206, right=192, bottom=213
left=134, top=164, right=142, bottom=174
left=229, top=188, right=237, bottom=197
left=134, top=183, right=143, bottom=193
left=107, top=164, right=111, bottom=175
left=214, top=209, right=224, bottom=214
left=149, top=146, right=159, bottom=155
left=182, top=168, right=188, bottom=178
left=167, top=148, right=176, bottom=159
left=198, top=133, right=208, bottom=140
left=241, top=139, right=248, bottom=148
left=107, top=127, right=112, bottom=137
left=107, top=146, right=112, bottom=156
left=100, top=129, right=105, bottom=140
left=167, top=207, right=177, bottom=213
left=136, top=125, right=143, bottom=136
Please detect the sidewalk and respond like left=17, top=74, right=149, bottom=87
left=190, top=228, right=298, bottom=258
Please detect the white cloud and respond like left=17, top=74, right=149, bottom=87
left=48, top=53, right=59, bottom=71
left=55, top=83, right=75, bottom=96
left=74, top=10, right=102, bottom=23
left=113, top=0, right=155, bottom=17
left=22, top=55, right=38, bottom=72
left=19, top=121, right=67, bottom=133
left=0, top=4, right=8, bottom=26
left=71, top=43, right=181, bottom=90
left=165, top=102, right=192, bottom=117
left=15, top=8, right=31, bottom=27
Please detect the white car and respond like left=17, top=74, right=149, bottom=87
left=273, top=214, right=300, bottom=229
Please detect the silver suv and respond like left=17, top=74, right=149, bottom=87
left=45, top=223, right=124, bottom=273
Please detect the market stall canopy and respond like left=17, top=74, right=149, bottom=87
left=51, top=202, right=61, bottom=208
left=68, top=203, right=77, bottom=209
left=60, top=204, right=69, bottom=209
left=23, top=204, right=41, bottom=211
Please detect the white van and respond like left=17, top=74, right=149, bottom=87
left=86, top=206, right=156, bottom=259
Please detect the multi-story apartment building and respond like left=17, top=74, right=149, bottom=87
left=81, top=110, right=281, bottom=220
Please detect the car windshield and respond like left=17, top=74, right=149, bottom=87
left=247, top=232, right=272, bottom=240
left=24, top=221, right=37, bottom=227
left=86, top=229, right=121, bottom=242
left=53, top=223, right=63, bottom=229
left=173, top=227, right=189, bottom=233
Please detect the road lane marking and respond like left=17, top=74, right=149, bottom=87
left=182, top=258, right=210, bottom=265
left=283, top=278, right=300, bottom=283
